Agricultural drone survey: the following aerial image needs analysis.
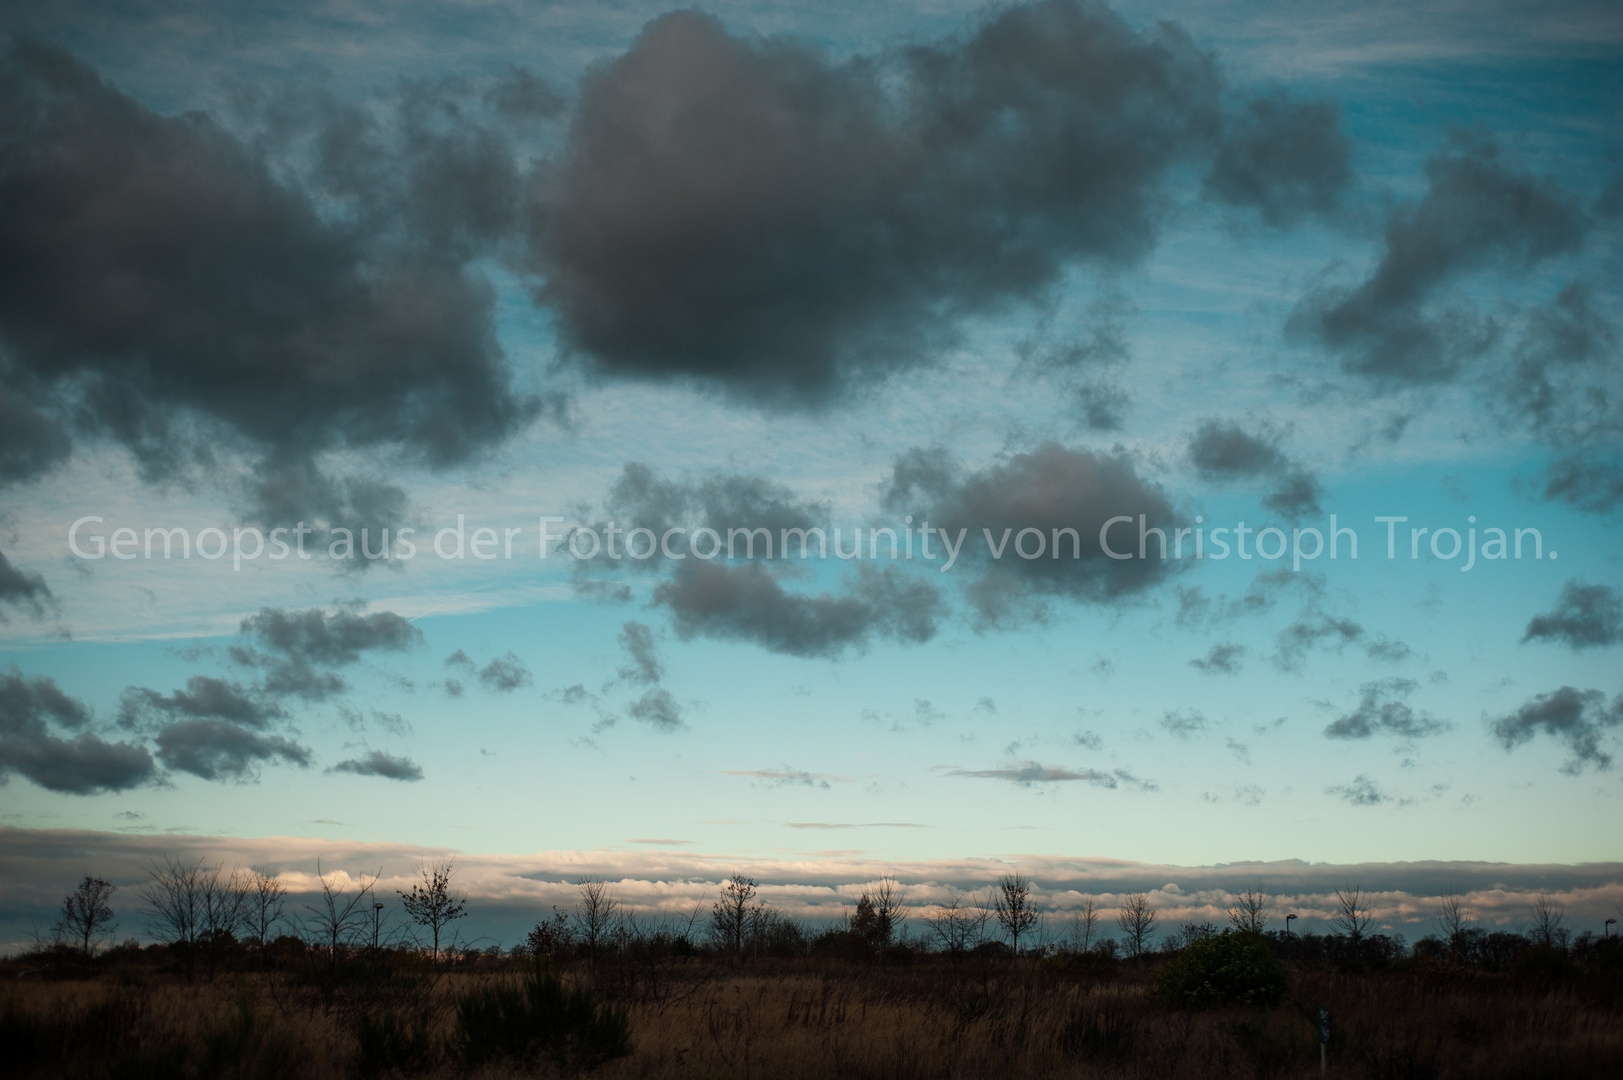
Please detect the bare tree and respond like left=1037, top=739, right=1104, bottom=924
left=852, top=875, right=907, bottom=968
left=1226, top=887, right=1270, bottom=933
left=710, top=873, right=760, bottom=958
left=398, top=859, right=467, bottom=961
left=1528, top=894, right=1566, bottom=949
left=925, top=890, right=988, bottom=961
left=1331, top=885, right=1372, bottom=945
left=994, top=873, right=1040, bottom=957
left=245, top=869, right=287, bottom=945
left=1434, top=888, right=1469, bottom=955
left=575, top=879, right=620, bottom=964
left=1067, top=896, right=1100, bottom=953
left=1115, top=893, right=1157, bottom=960
left=57, top=876, right=117, bottom=955
left=306, top=860, right=380, bottom=959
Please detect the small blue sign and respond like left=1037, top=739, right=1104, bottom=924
left=1318, top=1006, right=1330, bottom=1044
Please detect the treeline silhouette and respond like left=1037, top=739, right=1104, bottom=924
left=6, top=860, right=1622, bottom=1078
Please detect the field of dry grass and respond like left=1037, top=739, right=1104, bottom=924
left=5, top=949, right=1622, bottom=1079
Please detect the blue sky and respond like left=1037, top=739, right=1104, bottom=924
left=1, top=0, right=1620, bottom=948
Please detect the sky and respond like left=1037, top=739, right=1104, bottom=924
left=1, top=0, right=1621, bottom=951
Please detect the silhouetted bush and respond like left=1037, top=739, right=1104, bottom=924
left=1155, top=929, right=1285, bottom=1006
left=455, top=958, right=632, bottom=1074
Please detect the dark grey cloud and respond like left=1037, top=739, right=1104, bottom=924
left=599, top=463, right=826, bottom=547
left=485, top=66, right=567, bottom=121
left=654, top=561, right=941, bottom=660
left=0, top=669, right=155, bottom=794
left=1541, top=456, right=1623, bottom=515
left=478, top=652, right=531, bottom=693
left=945, top=760, right=1156, bottom=790
left=1324, top=678, right=1448, bottom=740
left=1289, top=135, right=1586, bottom=384
left=0, top=390, right=71, bottom=484
left=884, top=442, right=1179, bottom=625
left=1507, top=283, right=1618, bottom=438
left=1523, top=580, right=1622, bottom=649
left=1327, top=774, right=1387, bottom=806
left=529, top=2, right=1243, bottom=405
left=0, top=550, right=51, bottom=620
left=329, top=750, right=424, bottom=782
left=1190, top=642, right=1245, bottom=674
left=153, top=718, right=312, bottom=782
left=1187, top=418, right=1322, bottom=519
left=118, top=676, right=282, bottom=731
left=1204, top=91, right=1351, bottom=227
left=0, top=43, right=539, bottom=509
left=1489, top=685, right=1622, bottom=773
left=616, top=621, right=662, bottom=686
left=625, top=688, right=683, bottom=731
left=230, top=604, right=423, bottom=701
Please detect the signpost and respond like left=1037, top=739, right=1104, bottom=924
left=1318, top=1006, right=1330, bottom=1072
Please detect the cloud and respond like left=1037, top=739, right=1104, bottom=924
left=1272, top=611, right=1364, bottom=671
left=1506, top=283, right=1619, bottom=440
left=152, top=718, right=312, bottom=782
left=0, top=670, right=153, bottom=794
left=884, top=442, right=1179, bottom=625
left=625, top=688, right=683, bottom=731
left=615, top=621, right=662, bottom=686
left=329, top=751, right=424, bottom=782
left=1541, top=456, right=1623, bottom=516
left=1160, top=709, right=1208, bottom=738
left=0, top=43, right=540, bottom=504
left=231, top=604, right=423, bottom=700
left=0, top=550, right=52, bottom=620
left=1327, top=774, right=1387, bottom=806
left=1324, top=678, right=1448, bottom=740
left=529, top=3, right=1233, bottom=405
left=1187, top=418, right=1322, bottom=519
left=1190, top=642, right=1245, bottom=675
left=654, top=561, right=941, bottom=659
left=719, top=768, right=845, bottom=790
left=478, top=653, right=532, bottom=693
left=1204, top=91, right=1352, bottom=227
left=1522, top=580, right=1622, bottom=649
left=1289, top=134, right=1586, bottom=384
left=118, top=676, right=283, bottom=731
left=945, top=760, right=1155, bottom=790
left=1489, top=685, right=1622, bottom=773
left=1019, top=292, right=1136, bottom=430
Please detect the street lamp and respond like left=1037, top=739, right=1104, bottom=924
left=1285, top=913, right=1298, bottom=976
left=373, top=902, right=385, bottom=949
left=1607, top=918, right=1617, bottom=939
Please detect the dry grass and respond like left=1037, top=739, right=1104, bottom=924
left=4, top=956, right=1620, bottom=1079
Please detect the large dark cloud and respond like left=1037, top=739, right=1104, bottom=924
left=1489, top=685, right=1622, bottom=773
left=884, top=442, right=1178, bottom=625
left=0, top=549, right=52, bottom=620
left=118, top=675, right=283, bottom=731
left=0, top=43, right=538, bottom=507
left=1204, top=91, right=1351, bottom=227
left=530, top=3, right=1337, bottom=404
left=1522, top=580, right=1622, bottom=649
left=153, top=718, right=311, bottom=782
left=1187, top=418, right=1322, bottom=519
left=654, top=561, right=941, bottom=660
left=230, top=604, right=423, bottom=701
left=1289, top=135, right=1586, bottom=384
left=0, top=669, right=154, bottom=793
left=1324, top=678, right=1448, bottom=740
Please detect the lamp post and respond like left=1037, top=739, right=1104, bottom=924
left=1285, top=913, right=1297, bottom=976
left=373, top=902, right=385, bottom=950
left=1607, top=918, right=1617, bottom=939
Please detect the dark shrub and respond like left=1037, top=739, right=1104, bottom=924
left=352, top=1008, right=437, bottom=1077
left=455, top=958, right=632, bottom=1074
left=1155, top=929, right=1285, bottom=1006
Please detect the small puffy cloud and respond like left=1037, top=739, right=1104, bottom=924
left=329, top=751, right=424, bottom=782
left=1324, top=679, right=1448, bottom=740
left=478, top=653, right=532, bottom=692
left=1328, top=774, right=1387, bottom=806
left=0, top=550, right=52, bottom=620
left=119, top=676, right=283, bottom=731
left=232, top=604, right=423, bottom=701
left=1187, top=418, right=1321, bottom=520
left=1489, top=686, right=1622, bottom=774
left=945, top=760, right=1155, bottom=790
left=615, top=621, right=662, bottom=686
left=1273, top=612, right=1363, bottom=671
left=1522, top=581, right=1622, bottom=650
left=1190, top=642, right=1245, bottom=675
left=1160, top=709, right=1208, bottom=738
left=625, top=687, right=683, bottom=731
left=0, top=670, right=153, bottom=794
